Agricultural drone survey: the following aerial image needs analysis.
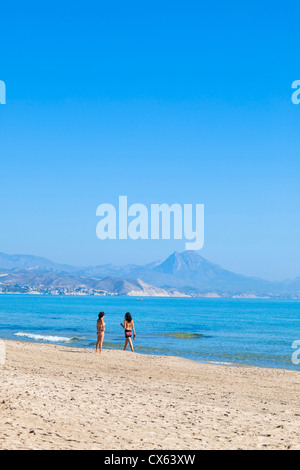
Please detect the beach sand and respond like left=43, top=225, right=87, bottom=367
left=0, top=340, right=299, bottom=450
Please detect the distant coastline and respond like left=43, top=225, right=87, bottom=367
left=0, top=250, right=299, bottom=299
left=0, top=291, right=298, bottom=299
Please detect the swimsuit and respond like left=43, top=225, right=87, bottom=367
left=125, top=329, right=132, bottom=338
left=97, top=322, right=105, bottom=335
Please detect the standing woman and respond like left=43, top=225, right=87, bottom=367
left=96, top=311, right=105, bottom=353
left=120, top=312, right=136, bottom=352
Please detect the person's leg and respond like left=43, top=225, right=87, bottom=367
left=128, top=338, right=134, bottom=352
left=124, top=338, right=129, bottom=350
left=99, top=332, right=104, bottom=353
left=96, top=335, right=100, bottom=352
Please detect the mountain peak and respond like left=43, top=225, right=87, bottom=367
left=154, top=250, right=208, bottom=275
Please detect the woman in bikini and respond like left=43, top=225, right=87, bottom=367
left=96, top=311, right=105, bottom=353
left=120, top=312, right=136, bottom=352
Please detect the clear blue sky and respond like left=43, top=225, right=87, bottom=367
left=0, top=1, right=299, bottom=280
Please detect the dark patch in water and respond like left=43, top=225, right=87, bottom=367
left=162, top=332, right=208, bottom=339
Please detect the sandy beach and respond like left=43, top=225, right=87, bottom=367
left=0, top=339, right=299, bottom=450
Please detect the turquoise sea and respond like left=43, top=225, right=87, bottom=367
left=0, top=295, right=299, bottom=371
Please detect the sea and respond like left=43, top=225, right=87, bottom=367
left=0, top=295, right=299, bottom=371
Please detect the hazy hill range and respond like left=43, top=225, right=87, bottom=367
left=79, top=251, right=300, bottom=297
left=0, top=270, right=175, bottom=297
left=0, top=252, right=78, bottom=273
left=0, top=251, right=299, bottom=298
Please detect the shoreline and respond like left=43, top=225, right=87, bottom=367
left=1, top=335, right=299, bottom=373
left=1, top=339, right=300, bottom=450
left=2, top=335, right=298, bottom=373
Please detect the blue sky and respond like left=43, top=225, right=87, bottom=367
left=0, top=1, right=299, bottom=280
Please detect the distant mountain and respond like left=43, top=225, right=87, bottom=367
left=156, top=250, right=211, bottom=274
left=84, top=250, right=276, bottom=295
left=87, top=277, right=177, bottom=297
left=140, top=251, right=272, bottom=292
left=0, top=252, right=78, bottom=273
left=281, top=276, right=300, bottom=291
left=0, top=250, right=299, bottom=298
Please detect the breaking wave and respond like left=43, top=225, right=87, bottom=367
left=14, top=332, right=79, bottom=343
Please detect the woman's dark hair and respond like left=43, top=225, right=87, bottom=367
left=125, top=312, right=132, bottom=323
left=98, top=311, right=105, bottom=319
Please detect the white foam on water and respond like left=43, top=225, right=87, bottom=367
left=198, top=359, right=234, bottom=367
left=14, top=332, right=76, bottom=343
